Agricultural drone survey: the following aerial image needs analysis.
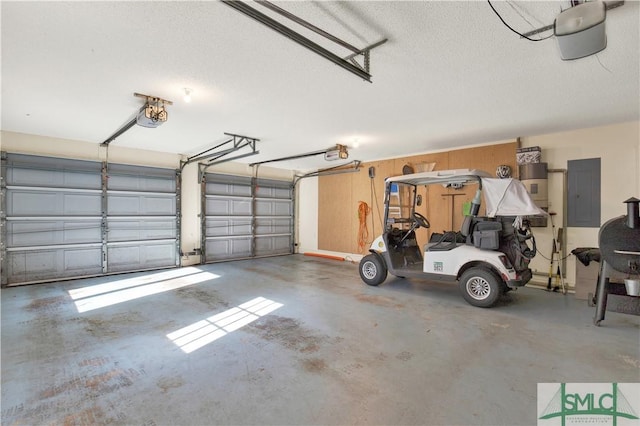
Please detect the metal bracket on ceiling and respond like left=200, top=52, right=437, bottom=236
left=222, top=0, right=387, bottom=82
left=181, top=132, right=260, bottom=180
left=343, top=39, right=388, bottom=75
left=133, top=92, right=173, bottom=106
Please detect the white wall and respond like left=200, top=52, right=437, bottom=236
left=0, top=131, right=179, bottom=167
left=296, top=176, right=318, bottom=254
left=0, top=131, right=293, bottom=267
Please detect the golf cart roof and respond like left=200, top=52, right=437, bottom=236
left=385, top=169, right=492, bottom=186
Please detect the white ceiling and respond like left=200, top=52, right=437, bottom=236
left=2, top=1, right=639, bottom=171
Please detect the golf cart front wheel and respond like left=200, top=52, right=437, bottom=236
left=359, top=254, right=388, bottom=286
left=459, top=268, right=502, bottom=308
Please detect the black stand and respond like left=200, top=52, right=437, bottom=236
left=593, top=260, right=640, bottom=326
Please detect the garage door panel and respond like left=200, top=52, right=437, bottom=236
left=108, top=163, right=176, bottom=181
left=107, top=242, right=177, bottom=272
left=255, top=218, right=292, bottom=235
left=205, top=217, right=251, bottom=237
left=7, top=219, right=101, bottom=247
left=107, top=218, right=177, bottom=241
left=255, top=199, right=292, bottom=216
left=255, top=235, right=291, bottom=256
left=7, top=168, right=101, bottom=189
left=6, top=154, right=100, bottom=172
left=145, top=196, right=176, bottom=215
left=206, top=183, right=251, bottom=197
left=108, top=194, right=140, bottom=215
left=7, top=190, right=102, bottom=216
left=63, top=193, right=103, bottom=215
left=108, top=193, right=176, bottom=216
left=7, top=191, right=57, bottom=216
left=205, top=197, right=252, bottom=216
left=65, top=248, right=104, bottom=270
left=107, top=174, right=176, bottom=193
left=13, top=250, right=58, bottom=275
left=7, top=247, right=102, bottom=283
left=205, top=176, right=251, bottom=197
left=255, top=185, right=291, bottom=199
left=210, top=183, right=251, bottom=197
left=59, top=221, right=102, bottom=244
left=205, top=237, right=252, bottom=260
left=6, top=154, right=101, bottom=189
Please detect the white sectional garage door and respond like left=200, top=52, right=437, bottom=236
left=203, top=173, right=293, bottom=262
left=1, top=153, right=179, bottom=286
left=105, top=163, right=179, bottom=273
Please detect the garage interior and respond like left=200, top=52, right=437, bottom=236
left=1, top=1, right=639, bottom=425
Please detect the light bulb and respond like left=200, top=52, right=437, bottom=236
left=183, top=88, right=192, bottom=103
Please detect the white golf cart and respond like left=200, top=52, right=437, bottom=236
left=359, top=169, right=545, bottom=308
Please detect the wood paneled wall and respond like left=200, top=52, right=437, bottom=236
left=318, top=142, right=517, bottom=254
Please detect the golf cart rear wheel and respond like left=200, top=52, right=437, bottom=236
left=359, top=254, right=388, bottom=286
left=459, top=268, right=502, bottom=308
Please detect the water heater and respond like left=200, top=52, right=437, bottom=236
left=520, top=162, right=548, bottom=226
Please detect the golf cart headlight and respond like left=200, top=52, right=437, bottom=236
left=499, top=255, right=513, bottom=270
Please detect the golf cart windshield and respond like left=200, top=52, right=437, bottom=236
left=384, top=169, right=547, bottom=228
left=386, top=181, right=417, bottom=229
left=384, top=169, right=491, bottom=229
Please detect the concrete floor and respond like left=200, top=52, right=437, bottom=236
left=1, top=254, right=639, bottom=425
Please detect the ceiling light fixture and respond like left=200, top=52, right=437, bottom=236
left=183, top=88, right=192, bottom=103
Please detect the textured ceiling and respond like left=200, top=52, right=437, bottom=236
left=1, top=1, right=639, bottom=171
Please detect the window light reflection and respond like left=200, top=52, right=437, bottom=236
left=69, top=267, right=205, bottom=300
left=167, top=296, right=283, bottom=353
left=69, top=267, right=220, bottom=313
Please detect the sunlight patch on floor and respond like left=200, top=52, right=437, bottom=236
left=167, top=297, right=283, bottom=353
left=69, top=267, right=220, bottom=313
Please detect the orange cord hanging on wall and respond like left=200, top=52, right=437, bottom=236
left=357, top=201, right=370, bottom=253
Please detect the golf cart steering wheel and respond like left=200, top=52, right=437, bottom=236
left=413, top=212, right=430, bottom=229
